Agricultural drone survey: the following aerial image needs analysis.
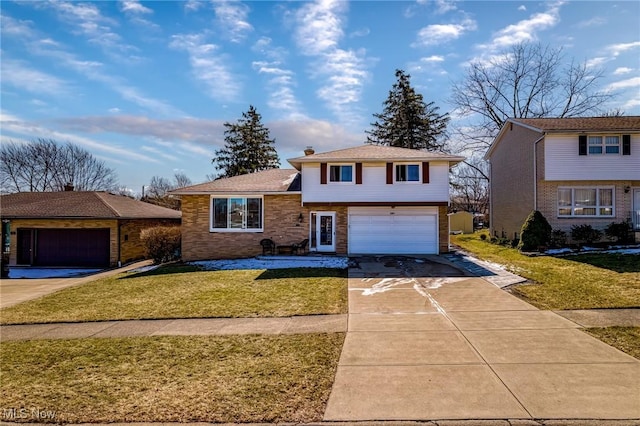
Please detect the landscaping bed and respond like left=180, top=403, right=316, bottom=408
left=0, top=265, right=348, bottom=325
left=0, top=333, right=345, bottom=423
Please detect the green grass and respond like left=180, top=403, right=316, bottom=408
left=0, top=333, right=345, bottom=423
left=0, top=265, right=348, bottom=325
left=586, top=327, right=640, bottom=359
left=451, top=232, right=640, bottom=310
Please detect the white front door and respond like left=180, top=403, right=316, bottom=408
left=310, top=212, right=336, bottom=252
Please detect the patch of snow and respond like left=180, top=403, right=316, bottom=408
left=127, top=264, right=161, bottom=274
left=192, top=256, right=349, bottom=271
left=7, top=268, right=102, bottom=279
left=546, top=248, right=574, bottom=255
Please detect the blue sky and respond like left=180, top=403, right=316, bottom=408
left=1, top=0, right=639, bottom=193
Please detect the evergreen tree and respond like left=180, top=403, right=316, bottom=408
left=366, top=69, right=449, bottom=151
left=213, top=105, right=280, bottom=178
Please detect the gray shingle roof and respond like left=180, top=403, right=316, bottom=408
left=0, top=192, right=182, bottom=219
left=171, top=169, right=301, bottom=195
left=512, top=116, right=640, bottom=132
left=288, top=144, right=464, bottom=169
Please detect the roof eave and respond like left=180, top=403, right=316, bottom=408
left=170, top=190, right=302, bottom=196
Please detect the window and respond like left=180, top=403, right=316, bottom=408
left=329, top=165, right=353, bottom=182
left=588, top=135, right=620, bottom=154
left=395, top=164, right=420, bottom=182
left=211, top=197, right=263, bottom=231
left=558, top=187, right=614, bottom=217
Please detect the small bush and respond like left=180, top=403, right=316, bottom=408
left=550, top=229, right=567, bottom=248
left=517, top=210, right=552, bottom=252
left=480, top=234, right=487, bottom=241
left=570, top=224, right=603, bottom=245
left=605, top=221, right=634, bottom=244
left=140, top=226, right=181, bottom=264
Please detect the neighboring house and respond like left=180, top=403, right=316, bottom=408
left=172, top=145, right=464, bottom=260
left=0, top=191, right=181, bottom=267
left=485, top=116, right=640, bottom=242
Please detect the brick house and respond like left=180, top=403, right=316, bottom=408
left=485, top=116, right=640, bottom=242
left=0, top=191, right=181, bottom=267
left=172, top=145, right=464, bottom=261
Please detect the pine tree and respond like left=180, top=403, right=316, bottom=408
left=213, top=105, right=280, bottom=178
left=366, top=69, right=449, bottom=151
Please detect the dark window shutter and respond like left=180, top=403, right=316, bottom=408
left=355, top=163, right=362, bottom=184
left=320, top=163, right=327, bottom=184
left=578, top=135, right=587, bottom=155
left=422, top=162, right=430, bottom=184
left=622, top=135, right=631, bottom=155
left=386, top=163, right=393, bottom=184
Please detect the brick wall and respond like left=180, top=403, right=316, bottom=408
left=119, top=218, right=181, bottom=264
left=538, top=180, right=640, bottom=241
left=489, top=124, right=542, bottom=240
left=8, top=219, right=118, bottom=266
left=180, top=194, right=348, bottom=261
left=438, top=205, right=449, bottom=253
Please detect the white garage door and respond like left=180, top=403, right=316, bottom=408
left=348, top=207, right=438, bottom=254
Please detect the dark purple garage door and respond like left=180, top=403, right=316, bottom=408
left=34, top=229, right=110, bottom=267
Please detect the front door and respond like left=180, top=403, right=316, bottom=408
left=311, top=212, right=336, bottom=252
left=17, top=229, right=34, bottom=265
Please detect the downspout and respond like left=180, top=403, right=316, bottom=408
left=532, top=135, right=545, bottom=211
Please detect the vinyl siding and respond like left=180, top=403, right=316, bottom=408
left=545, top=134, right=640, bottom=181
left=301, top=161, right=451, bottom=204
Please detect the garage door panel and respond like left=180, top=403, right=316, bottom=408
left=349, top=207, right=438, bottom=255
left=35, top=229, right=110, bottom=267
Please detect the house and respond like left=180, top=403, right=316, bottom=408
left=171, top=145, right=464, bottom=260
left=485, top=116, right=640, bottom=242
left=0, top=191, right=181, bottom=267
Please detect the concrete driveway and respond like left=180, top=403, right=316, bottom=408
left=324, top=256, right=640, bottom=421
left=0, top=261, right=152, bottom=309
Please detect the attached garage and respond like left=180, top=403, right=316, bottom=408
left=348, top=207, right=438, bottom=254
left=17, top=228, right=110, bottom=267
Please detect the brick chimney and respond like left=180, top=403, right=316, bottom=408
left=64, top=183, right=75, bottom=191
left=304, top=146, right=315, bottom=156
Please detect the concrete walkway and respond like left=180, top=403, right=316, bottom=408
left=0, top=314, right=347, bottom=341
left=0, top=260, right=154, bottom=309
left=324, top=256, right=640, bottom=421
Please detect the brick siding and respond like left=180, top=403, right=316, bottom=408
left=119, top=218, right=181, bottom=264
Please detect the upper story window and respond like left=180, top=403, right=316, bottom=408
left=395, top=164, right=420, bottom=182
left=211, top=196, right=263, bottom=232
left=588, top=135, right=620, bottom=154
left=329, top=164, right=353, bottom=183
left=558, top=187, right=614, bottom=217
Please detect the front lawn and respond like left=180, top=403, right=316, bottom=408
left=0, top=333, right=344, bottom=423
left=0, top=265, right=347, bottom=324
left=451, top=233, right=640, bottom=310
left=586, top=327, right=640, bottom=359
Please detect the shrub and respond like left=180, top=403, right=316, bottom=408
left=517, top=210, right=552, bottom=252
left=550, top=229, right=567, bottom=248
left=479, top=233, right=487, bottom=241
left=605, top=220, right=634, bottom=244
left=140, top=226, right=181, bottom=264
left=570, top=224, right=603, bottom=245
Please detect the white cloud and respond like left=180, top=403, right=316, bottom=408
left=613, top=67, right=633, bottom=75
left=169, top=33, right=241, bottom=103
left=606, top=41, right=640, bottom=57
left=213, top=1, right=253, bottom=43
left=586, top=57, right=609, bottom=68
left=350, top=27, right=370, bottom=38
left=119, top=1, right=153, bottom=14
left=414, top=18, right=477, bottom=46
left=252, top=61, right=304, bottom=118
left=0, top=14, right=36, bottom=38
left=0, top=58, right=70, bottom=96
left=433, top=0, right=458, bottom=14
left=576, top=16, right=606, bottom=28
left=422, top=55, right=445, bottom=63
left=483, top=2, right=562, bottom=50
left=518, top=5, right=527, bottom=11
left=109, top=107, right=122, bottom=113
left=607, top=77, right=640, bottom=91
left=252, top=37, right=288, bottom=61
left=294, top=0, right=371, bottom=127
left=184, top=0, right=204, bottom=12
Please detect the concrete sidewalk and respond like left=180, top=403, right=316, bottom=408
left=0, top=314, right=347, bottom=341
left=324, top=257, right=640, bottom=421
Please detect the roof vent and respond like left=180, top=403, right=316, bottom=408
left=304, top=146, right=315, bottom=156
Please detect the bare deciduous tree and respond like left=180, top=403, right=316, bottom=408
left=450, top=42, right=613, bottom=153
left=450, top=157, right=489, bottom=221
left=142, top=172, right=192, bottom=210
left=0, top=139, right=118, bottom=193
